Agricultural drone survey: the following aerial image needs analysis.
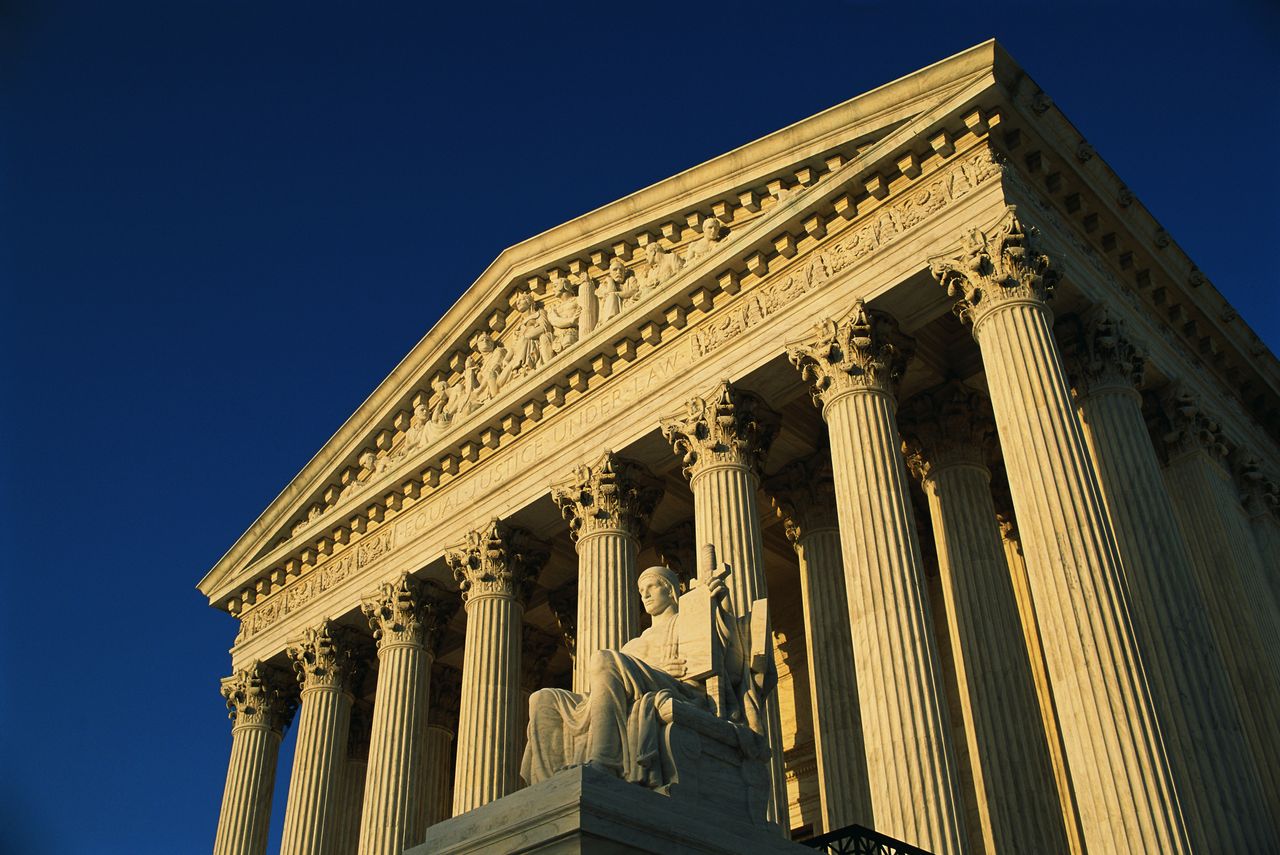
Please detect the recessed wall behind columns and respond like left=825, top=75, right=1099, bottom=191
left=228, top=173, right=1012, bottom=670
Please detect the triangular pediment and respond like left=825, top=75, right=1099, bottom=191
left=198, top=40, right=1023, bottom=605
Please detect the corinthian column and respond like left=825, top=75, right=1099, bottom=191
left=357, top=574, right=451, bottom=855
left=1060, top=309, right=1274, bottom=848
left=766, top=452, right=871, bottom=833
left=660, top=380, right=788, bottom=826
left=280, top=621, right=361, bottom=855
left=928, top=206, right=1187, bottom=854
left=1150, top=387, right=1280, bottom=823
left=446, top=520, right=548, bottom=814
left=899, top=381, right=1067, bottom=853
left=551, top=450, right=663, bottom=692
left=214, top=662, right=297, bottom=855
left=787, top=305, right=965, bottom=855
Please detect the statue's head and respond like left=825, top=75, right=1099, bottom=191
left=637, top=565, right=680, bottom=616
left=702, top=217, right=723, bottom=240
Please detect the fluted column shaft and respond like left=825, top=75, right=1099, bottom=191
left=768, top=453, right=870, bottom=833
left=214, top=665, right=295, bottom=855
left=1067, top=330, right=1274, bottom=848
left=447, top=521, right=546, bottom=815
left=1161, top=444, right=1280, bottom=820
left=281, top=623, right=358, bottom=855
left=662, top=381, right=786, bottom=826
left=996, top=516, right=1084, bottom=855
left=789, top=303, right=965, bottom=854
left=793, top=526, right=870, bottom=832
left=334, top=755, right=368, bottom=855
left=358, top=576, right=445, bottom=855
left=824, top=391, right=965, bottom=853
left=453, top=592, right=521, bottom=812
left=572, top=530, right=638, bottom=691
left=930, top=209, right=1188, bottom=854
left=215, top=722, right=284, bottom=855
left=901, top=382, right=1067, bottom=854
left=552, top=451, right=661, bottom=694
left=422, top=724, right=454, bottom=827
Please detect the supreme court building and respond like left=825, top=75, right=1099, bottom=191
left=198, top=41, right=1280, bottom=855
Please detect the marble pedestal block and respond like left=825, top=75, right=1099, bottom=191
left=407, top=765, right=808, bottom=855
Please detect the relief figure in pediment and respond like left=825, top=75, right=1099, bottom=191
left=457, top=331, right=512, bottom=414
left=641, top=242, right=683, bottom=294
left=575, top=271, right=598, bottom=338
left=684, top=217, right=726, bottom=265
left=597, top=258, right=638, bottom=323
left=511, top=290, right=558, bottom=373
left=544, top=276, right=584, bottom=351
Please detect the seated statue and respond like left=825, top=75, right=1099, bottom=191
left=521, top=546, right=777, bottom=824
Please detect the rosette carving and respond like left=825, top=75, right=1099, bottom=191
left=221, top=661, right=297, bottom=732
left=1148, top=385, right=1228, bottom=463
left=1059, top=306, right=1146, bottom=397
left=550, top=451, right=664, bottom=542
left=928, top=205, right=1060, bottom=330
left=898, top=380, right=995, bottom=482
left=445, top=519, right=548, bottom=604
left=765, top=451, right=839, bottom=544
left=659, top=380, right=780, bottom=480
left=286, top=619, right=362, bottom=692
left=786, top=299, right=914, bottom=404
left=361, top=573, right=453, bottom=649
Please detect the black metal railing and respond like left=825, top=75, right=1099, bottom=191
left=800, top=824, right=934, bottom=855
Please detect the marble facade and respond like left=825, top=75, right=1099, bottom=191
left=200, top=40, right=1280, bottom=854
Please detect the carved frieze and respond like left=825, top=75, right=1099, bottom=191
left=550, top=450, right=664, bottom=542
left=691, top=146, right=1001, bottom=358
left=786, top=299, right=914, bottom=405
left=660, top=380, right=780, bottom=481
left=929, top=205, right=1060, bottom=331
left=445, top=519, right=548, bottom=604
left=898, top=380, right=995, bottom=481
left=221, top=661, right=297, bottom=732
left=765, top=451, right=839, bottom=544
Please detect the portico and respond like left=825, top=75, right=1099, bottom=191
left=200, top=40, right=1280, bottom=854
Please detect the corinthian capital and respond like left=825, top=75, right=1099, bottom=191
left=928, top=206, right=1060, bottom=330
left=550, top=451, right=664, bottom=542
left=1147, top=385, right=1228, bottom=464
left=1234, top=455, right=1279, bottom=521
left=765, top=451, right=839, bottom=544
left=221, top=661, right=297, bottom=733
left=361, top=573, right=454, bottom=649
left=899, top=380, right=995, bottom=482
left=659, top=380, right=780, bottom=481
left=445, top=519, right=548, bottom=604
left=1059, top=306, right=1146, bottom=398
left=786, top=300, right=914, bottom=405
left=286, top=619, right=362, bottom=692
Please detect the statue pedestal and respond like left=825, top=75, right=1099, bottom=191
left=407, top=764, right=808, bottom=854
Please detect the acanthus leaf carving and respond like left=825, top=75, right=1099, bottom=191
left=550, top=450, right=664, bottom=542
left=445, top=519, right=548, bottom=604
left=898, top=380, right=995, bottom=482
left=659, top=380, right=779, bottom=482
left=1059, top=305, right=1147, bottom=398
left=1148, top=384, right=1229, bottom=464
left=786, top=299, right=914, bottom=405
left=286, top=618, right=362, bottom=692
left=221, top=661, right=297, bottom=732
left=928, top=205, right=1060, bottom=332
left=764, top=451, right=839, bottom=544
left=361, top=571, right=454, bottom=649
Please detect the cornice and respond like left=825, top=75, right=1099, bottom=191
left=201, top=48, right=1014, bottom=610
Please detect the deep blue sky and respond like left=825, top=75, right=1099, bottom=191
left=2, top=2, right=1276, bottom=853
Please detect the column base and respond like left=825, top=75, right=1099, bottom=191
left=407, top=765, right=805, bottom=854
